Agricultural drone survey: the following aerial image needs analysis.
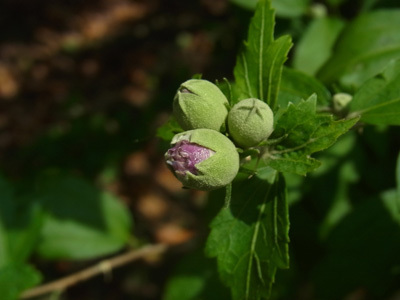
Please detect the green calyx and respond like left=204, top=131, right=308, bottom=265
left=173, top=79, right=229, bottom=131
left=227, top=98, right=274, bottom=148
left=168, top=129, right=239, bottom=191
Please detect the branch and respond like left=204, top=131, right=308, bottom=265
left=20, top=244, right=168, bottom=299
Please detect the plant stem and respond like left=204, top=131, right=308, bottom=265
left=20, top=244, right=168, bottom=299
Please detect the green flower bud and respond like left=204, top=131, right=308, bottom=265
left=333, top=93, right=353, bottom=111
left=227, top=98, right=274, bottom=148
left=165, top=128, right=239, bottom=191
left=173, top=79, right=229, bottom=131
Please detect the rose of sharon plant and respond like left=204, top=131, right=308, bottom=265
left=173, top=79, right=229, bottom=131
left=227, top=98, right=274, bottom=148
left=165, top=128, right=239, bottom=191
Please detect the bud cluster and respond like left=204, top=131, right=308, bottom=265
left=165, top=79, right=275, bottom=191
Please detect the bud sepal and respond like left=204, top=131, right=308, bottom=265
left=173, top=79, right=229, bottom=132
left=227, top=98, right=274, bottom=148
left=165, top=128, right=239, bottom=191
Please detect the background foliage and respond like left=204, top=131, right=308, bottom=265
left=0, top=0, right=399, bottom=299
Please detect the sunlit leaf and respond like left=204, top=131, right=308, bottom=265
left=232, top=0, right=292, bottom=109
left=293, top=17, right=345, bottom=76
left=266, top=95, right=359, bottom=175
left=318, top=10, right=400, bottom=89
left=349, top=59, right=400, bottom=125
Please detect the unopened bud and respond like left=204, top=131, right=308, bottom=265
left=227, top=98, right=274, bottom=148
left=173, top=79, right=229, bottom=131
left=165, top=128, right=239, bottom=191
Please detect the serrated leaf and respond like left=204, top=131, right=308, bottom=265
left=0, top=263, right=41, bottom=300
left=318, top=10, right=400, bottom=89
left=232, top=0, right=292, bottom=109
left=206, top=172, right=289, bottom=300
left=349, top=59, right=400, bottom=125
left=266, top=95, right=359, bottom=175
left=268, top=152, right=322, bottom=176
left=278, top=67, right=331, bottom=108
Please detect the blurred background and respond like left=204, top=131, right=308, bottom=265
left=0, top=1, right=248, bottom=299
left=1, top=0, right=400, bottom=300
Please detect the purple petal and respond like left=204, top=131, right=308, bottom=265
left=165, top=140, right=215, bottom=175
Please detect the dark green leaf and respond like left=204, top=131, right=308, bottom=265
left=0, top=176, right=43, bottom=267
left=266, top=95, right=359, bottom=175
left=278, top=67, right=331, bottom=108
left=396, top=151, right=400, bottom=212
left=230, top=0, right=258, bottom=10
left=232, top=0, right=292, bottom=109
left=0, top=176, right=13, bottom=267
left=348, top=59, right=400, bottom=125
left=6, top=201, right=43, bottom=265
left=163, top=250, right=230, bottom=300
left=206, top=171, right=289, bottom=300
left=36, top=175, right=132, bottom=260
left=318, top=161, right=358, bottom=238
left=325, top=0, right=345, bottom=6
left=0, top=263, right=41, bottom=300
left=360, top=0, right=381, bottom=11
left=318, top=10, right=400, bottom=89
left=293, top=17, right=345, bottom=76
left=313, top=189, right=400, bottom=299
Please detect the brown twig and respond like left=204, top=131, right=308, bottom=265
left=20, top=244, right=168, bottom=299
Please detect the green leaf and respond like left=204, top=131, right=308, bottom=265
left=318, top=161, right=358, bottom=238
left=230, top=0, right=257, bottom=10
left=6, top=201, right=43, bottom=265
left=206, top=171, right=289, bottom=300
left=318, top=10, right=400, bottom=89
left=293, top=17, right=345, bottom=76
left=396, top=151, right=400, bottom=212
left=278, top=67, right=331, bottom=108
left=313, top=189, right=400, bottom=299
left=0, top=263, right=41, bottom=300
left=348, top=59, right=400, bottom=125
left=232, top=0, right=292, bottom=109
left=230, top=0, right=311, bottom=18
left=0, top=176, right=13, bottom=267
left=216, top=78, right=233, bottom=105
left=164, top=250, right=230, bottom=300
left=36, top=174, right=132, bottom=260
left=157, top=116, right=183, bottom=141
left=271, top=0, right=310, bottom=18
left=0, top=176, right=43, bottom=267
left=266, top=95, right=359, bottom=175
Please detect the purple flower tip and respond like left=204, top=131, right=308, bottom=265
left=165, top=140, right=215, bottom=176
